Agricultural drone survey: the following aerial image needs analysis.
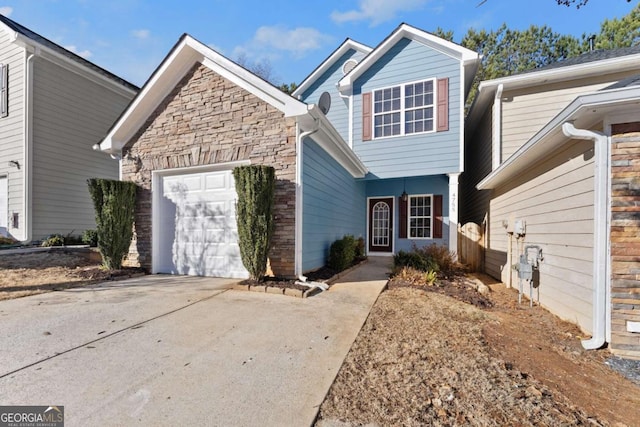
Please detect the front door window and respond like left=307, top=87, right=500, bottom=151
left=368, top=197, right=393, bottom=253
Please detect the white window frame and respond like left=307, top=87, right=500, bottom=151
left=372, top=78, right=437, bottom=140
left=408, top=194, right=433, bottom=240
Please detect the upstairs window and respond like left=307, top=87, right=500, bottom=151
left=372, top=79, right=435, bottom=139
left=0, top=64, right=7, bottom=118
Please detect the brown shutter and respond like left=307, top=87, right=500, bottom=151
left=399, top=196, right=408, bottom=239
left=436, top=78, right=448, bottom=132
left=0, top=64, right=7, bottom=118
left=433, top=195, right=443, bottom=238
left=362, top=92, right=372, bottom=141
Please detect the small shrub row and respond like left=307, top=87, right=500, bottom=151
left=40, top=229, right=99, bottom=247
left=328, top=235, right=365, bottom=272
left=393, top=244, right=463, bottom=279
left=0, top=236, right=17, bottom=246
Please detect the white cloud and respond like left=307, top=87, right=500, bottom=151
left=331, top=0, right=429, bottom=26
left=0, top=6, right=12, bottom=16
left=131, top=29, right=150, bottom=40
left=234, top=25, right=333, bottom=60
left=64, top=45, right=92, bottom=59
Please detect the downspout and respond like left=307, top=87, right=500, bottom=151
left=22, top=51, right=35, bottom=244
left=336, top=86, right=352, bottom=148
left=562, top=121, right=609, bottom=350
left=295, top=117, right=320, bottom=280
left=492, top=84, right=504, bottom=170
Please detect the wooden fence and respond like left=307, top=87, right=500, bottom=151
left=458, top=222, right=483, bottom=272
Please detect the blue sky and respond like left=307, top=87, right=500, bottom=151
left=0, top=0, right=636, bottom=88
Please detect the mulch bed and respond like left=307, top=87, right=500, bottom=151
left=388, top=274, right=493, bottom=308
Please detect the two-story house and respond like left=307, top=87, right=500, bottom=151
left=461, top=46, right=640, bottom=358
left=96, top=24, right=480, bottom=280
left=0, top=15, right=138, bottom=242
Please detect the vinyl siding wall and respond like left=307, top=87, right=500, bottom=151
left=0, top=33, right=25, bottom=240
left=460, top=106, right=492, bottom=226
left=487, top=138, right=595, bottom=333
left=31, top=57, right=132, bottom=239
left=353, top=38, right=462, bottom=179
left=302, top=137, right=366, bottom=272
left=501, top=72, right=634, bottom=160
left=300, top=49, right=368, bottom=143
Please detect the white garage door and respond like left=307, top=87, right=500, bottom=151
left=155, top=169, right=248, bottom=278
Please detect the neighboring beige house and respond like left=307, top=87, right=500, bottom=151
left=0, top=15, right=138, bottom=242
left=461, top=47, right=640, bottom=359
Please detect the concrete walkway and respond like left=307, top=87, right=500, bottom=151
left=0, top=258, right=390, bottom=426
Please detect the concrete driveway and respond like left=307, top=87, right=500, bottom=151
left=0, top=259, right=389, bottom=426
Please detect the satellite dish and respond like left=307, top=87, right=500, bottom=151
left=318, top=91, right=331, bottom=115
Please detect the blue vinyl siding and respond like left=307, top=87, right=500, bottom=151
left=302, top=137, right=366, bottom=272
left=300, top=49, right=367, bottom=143
left=353, top=38, right=462, bottom=179
left=366, top=175, right=450, bottom=251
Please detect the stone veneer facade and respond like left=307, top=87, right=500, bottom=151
left=610, top=123, right=640, bottom=360
left=121, top=63, right=297, bottom=277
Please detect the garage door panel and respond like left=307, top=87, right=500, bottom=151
left=156, top=169, right=248, bottom=279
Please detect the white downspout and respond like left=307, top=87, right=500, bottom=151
left=492, top=84, right=504, bottom=170
left=336, top=85, right=352, bottom=148
left=562, top=121, right=609, bottom=350
left=295, top=117, right=320, bottom=280
left=22, top=51, right=35, bottom=244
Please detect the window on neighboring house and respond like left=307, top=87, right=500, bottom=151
left=0, top=64, right=7, bottom=118
left=372, top=79, right=435, bottom=139
left=408, top=195, right=432, bottom=239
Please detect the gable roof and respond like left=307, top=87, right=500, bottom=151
left=337, top=23, right=480, bottom=95
left=98, top=34, right=309, bottom=154
left=477, top=81, right=640, bottom=190
left=0, top=14, right=137, bottom=93
left=292, top=38, right=372, bottom=98
left=466, top=45, right=640, bottom=133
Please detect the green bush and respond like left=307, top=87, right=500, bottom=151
left=41, top=234, right=65, bottom=247
left=88, top=178, right=137, bottom=270
left=354, top=236, right=365, bottom=259
left=0, top=236, right=17, bottom=246
left=233, top=165, right=276, bottom=281
left=328, top=235, right=357, bottom=272
left=393, top=249, right=438, bottom=273
left=82, top=229, right=98, bottom=247
left=64, top=231, right=84, bottom=245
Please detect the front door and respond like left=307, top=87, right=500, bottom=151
left=368, top=197, right=393, bottom=253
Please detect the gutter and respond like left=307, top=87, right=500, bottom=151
left=21, top=51, right=35, bottom=244
left=294, top=118, right=320, bottom=279
left=562, top=122, right=609, bottom=350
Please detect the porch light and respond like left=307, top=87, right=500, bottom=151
left=401, top=191, right=408, bottom=202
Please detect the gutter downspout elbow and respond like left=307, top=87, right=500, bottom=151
left=295, top=117, right=321, bottom=280
left=22, top=52, right=35, bottom=244
left=562, top=121, right=609, bottom=350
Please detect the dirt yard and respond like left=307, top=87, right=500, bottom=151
left=316, top=275, right=640, bottom=427
left=0, top=251, right=142, bottom=300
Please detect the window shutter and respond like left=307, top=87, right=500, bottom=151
left=362, top=92, right=372, bottom=141
left=399, top=196, right=408, bottom=239
left=436, top=78, right=448, bottom=132
left=0, top=64, right=7, bottom=118
left=433, top=195, right=443, bottom=238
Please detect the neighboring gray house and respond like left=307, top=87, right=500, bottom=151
left=461, top=47, right=640, bottom=359
left=0, top=15, right=138, bottom=242
left=97, top=25, right=480, bottom=279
